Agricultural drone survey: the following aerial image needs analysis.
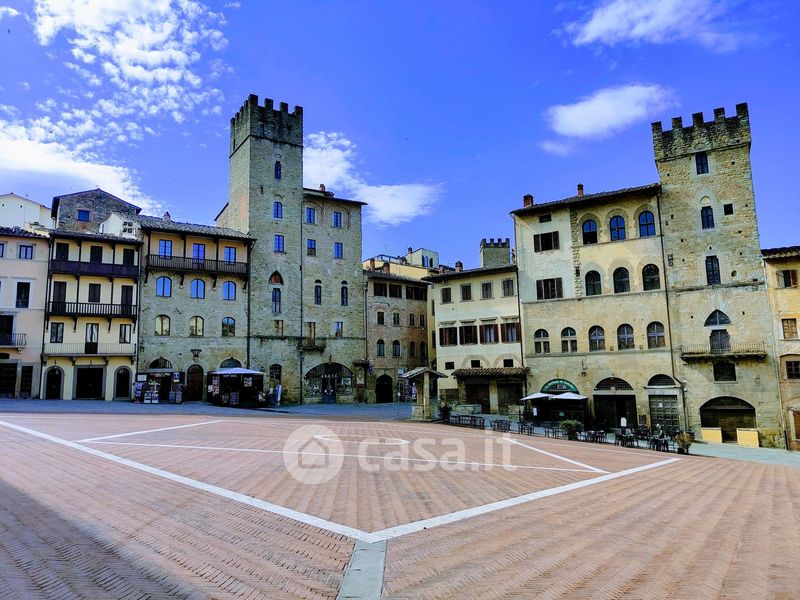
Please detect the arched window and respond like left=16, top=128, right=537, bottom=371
left=189, top=316, right=204, bottom=337
left=585, top=270, right=602, bottom=296
left=642, top=264, right=660, bottom=290
left=272, top=288, right=281, bottom=314
left=701, top=206, right=714, bottom=229
left=220, top=357, right=242, bottom=368
left=155, top=314, right=170, bottom=336
left=273, top=201, right=283, bottom=219
left=222, top=317, right=235, bottom=337
left=714, top=361, right=736, bottom=382
left=610, top=216, right=626, bottom=241
left=617, top=324, right=635, bottom=350
left=420, top=342, right=428, bottom=360
left=190, top=278, right=205, bottom=299
left=314, top=280, right=322, bottom=305
left=409, top=341, right=417, bottom=357
left=222, top=281, right=236, bottom=301
left=647, top=322, right=665, bottom=348
left=613, top=267, right=630, bottom=293
left=392, top=340, right=401, bottom=357
left=377, top=339, right=385, bottom=357
left=561, top=327, right=577, bottom=353
left=589, top=326, right=605, bottom=351
left=269, top=271, right=283, bottom=285
left=156, top=276, right=171, bottom=297
left=534, top=329, right=550, bottom=354
left=274, top=160, right=281, bottom=179
left=341, top=281, right=349, bottom=306
left=704, top=310, right=731, bottom=326
left=269, top=364, right=282, bottom=382
left=582, top=220, right=598, bottom=244
left=638, top=211, right=656, bottom=237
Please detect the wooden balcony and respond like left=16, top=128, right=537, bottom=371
left=145, top=254, right=248, bottom=277
left=43, top=342, right=137, bottom=356
left=0, top=333, right=26, bottom=348
left=680, top=341, right=767, bottom=361
left=47, top=302, right=137, bottom=320
left=50, top=259, right=139, bottom=279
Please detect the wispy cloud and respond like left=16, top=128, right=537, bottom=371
left=304, top=132, right=442, bottom=227
left=566, top=0, right=740, bottom=51
left=542, top=84, right=677, bottom=149
left=0, top=6, right=20, bottom=19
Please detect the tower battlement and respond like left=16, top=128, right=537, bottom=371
left=230, top=94, right=304, bottom=149
left=651, top=103, right=750, bottom=161
left=480, top=237, right=511, bottom=249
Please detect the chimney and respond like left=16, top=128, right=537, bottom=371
left=455, top=261, right=463, bottom=272
left=523, top=194, right=533, bottom=207
left=163, top=211, right=171, bottom=222
left=577, top=183, right=584, bottom=197
left=319, top=184, right=326, bottom=192
left=381, top=262, right=390, bottom=274
left=369, top=258, right=375, bottom=271
left=407, top=246, right=413, bottom=254
left=439, top=265, right=446, bottom=274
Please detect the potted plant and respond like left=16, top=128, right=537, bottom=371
left=438, top=401, right=452, bottom=422
left=560, top=419, right=582, bottom=441
left=673, top=431, right=694, bottom=454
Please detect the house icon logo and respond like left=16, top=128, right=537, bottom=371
left=283, top=425, right=344, bottom=484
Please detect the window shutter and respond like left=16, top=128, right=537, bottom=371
left=556, top=278, right=563, bottom=298
left=500, top=323, right=507, bottom=342
left=439, top=329, right=445, bottom=346
left=534, top=234, right=541, bottom=252
left=479, top=326, right=485, bottom=344
left=536, top=280, right=543, bottom=300
left=792, top=270, right=798, bottom=287
left=553, top=231, right=560, bottom=250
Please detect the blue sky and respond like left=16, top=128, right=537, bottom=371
left=1, top=1, right=798, bottom=266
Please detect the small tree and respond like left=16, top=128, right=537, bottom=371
left=673, top=431, right=694, bottom=454
left=560, top=419, right=582, bottom=441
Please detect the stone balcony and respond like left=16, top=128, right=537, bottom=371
left=679, top=341, right=767, bottom=361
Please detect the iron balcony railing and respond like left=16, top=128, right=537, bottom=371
left=0, top=333, right=26, bottom=347
left=43, top=342, right=137, bottom=356
left=680, top=341, right=767, bottom=359
left=146, top=254, right=248, bottom=277
left=50, top=259, right=139, bottom=278
left=46, top=301, right=137, bottom=319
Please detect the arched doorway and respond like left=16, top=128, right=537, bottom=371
left=186, top=365, right=204, bottom=401
left=44, top=367, right=63, bottom=399
left=375, top=374, right=393, bottom=404
left=700, top=397, right=756, bottom=441
left=220, top=357, right=242, bottom=368
left=304, top=363, right=353, bottom=404
left=114, top=367, right=131, bottom=399
left=593, top=377, right=636, bottom=429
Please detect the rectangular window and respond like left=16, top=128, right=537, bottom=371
left=334, top=242, right=343, bottom=259
left=122, top=220, right=134, bottom=234
left=787, top=361, right=800, bottom=380
left=305, top=207, right=316, bottom=224
left=273, top=201, right=283, bottom=219
left=723, top=203, right=734, bottom=215
left=224, top=246, right=236, bottom=263
left=444, top=361, right=455, bottom=370
left=533, top=231, right=559, bottom=252
left=377, top=311, right=385, bottom=325
left=392, top=312, right=400, bottom=326
left=696, top=152, right=709, bottom=175
left=332, top=211, right=342, bottom=228
left=481, top=282, right=493, bottom=299
left=460, top=284, right=472, bottom=301
left=419, top=314, right=426, bottom=327
left=274, top=234, right=285, bottom=253
left=15, top=282, right=30, bottom=308
left=701, top=206, right=714, bottom=229
left=55, top=243, right=69, bottom=260
left=536, top=278, right=563, bottom=300
left=783, top=318, right=798, bottom=340
left=50, top=322, right=64, bottom=343
left=192, top=243, right=205, bottom=260
left=274, top=319, right=284, bottom=336
left=272, top=289, right=282, bottom=314
left=538, top=214, right=552, bottom=223
left=0, top=242, right=4, bottom=258
left=18, top=245, right=33, bottom=260
left=706, top=255, right=721, bottom=285
left=122, top=248, right=135, bottom=266
left=459, top=325, right=478, bottom=345
left=502, top=278, right=515, bottom=297
left=89, top=246, right=103, bottom=263
left=307, top=239, right=316, bottom=256
left=778, top=270, right=798, bottom=288
left=388, top=284, right=402, bottom=298
left=503, top=359, right=514, bottom=368
left=439, top=327, right=458, bottom=346
left=87, top=283, right=101, bottom=303
left=501, top=322, right=520, bottom=343
left=158, top=239, right=172, bottom=257
left=409, top=314, right=416, bottom=327
left=119, top=323, right=131, bottom=344
left=77, top=209, right=90, bottom=221
left=406, top=286, right=427, bottom=301
left=374, top=282, right=387, bottom=296
left=441, top=287, right=452, bottom=303
left=480, top=324, right=498, bottom=344
left=334, top=322, right=343, bottom=337
left=470, top=359, right=481, bottom=368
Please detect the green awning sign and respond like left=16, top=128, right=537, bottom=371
left=541, top=379, right=578, bottom=393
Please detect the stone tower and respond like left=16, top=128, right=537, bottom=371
left=653, top=104, right=783, bottom=445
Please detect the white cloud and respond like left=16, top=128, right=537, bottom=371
left=544, top=84, right=677, bottom=139
left=304, top=132, right=441, bottom=227
left=0, top=6, right=20, bottom=19
left=539, top=140, right=573, bottom=156
left=224, top=2, right=241, bottom=8
left=567, top=0, right=739, bottom=51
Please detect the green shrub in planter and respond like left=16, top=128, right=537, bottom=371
left=673, top=431, right=694, bottom=454
left=560, top=419, right=582, bottom=441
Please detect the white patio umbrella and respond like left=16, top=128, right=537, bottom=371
left=554, top=391, right=588, bottom=401
left=520, top=392, right=552, bottom=401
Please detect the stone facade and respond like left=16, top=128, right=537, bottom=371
left=512, top=104, right=785, bottom=446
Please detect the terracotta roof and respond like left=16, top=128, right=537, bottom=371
left=762, top=246, right=800, bottom=259
left=303, top=188, right=367, bottom=206
left=138, top=215, right=253, bottom=240
left=0, top=226, right=48, bottom=239
left=363, top=270, right=431, bottom=284
left=423, top=264, right=517, bottom=283
left=510, top=183, right=661, bottom=216
left=50, top=229, right=142, bottom=244
left=399, top=366, right=448, bottom=379
left=451, top=367, right=528, bottom=379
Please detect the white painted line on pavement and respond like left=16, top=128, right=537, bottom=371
left=508, top=437, right=608, bottom=473
left=76, top=419, right=226, bottom=442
